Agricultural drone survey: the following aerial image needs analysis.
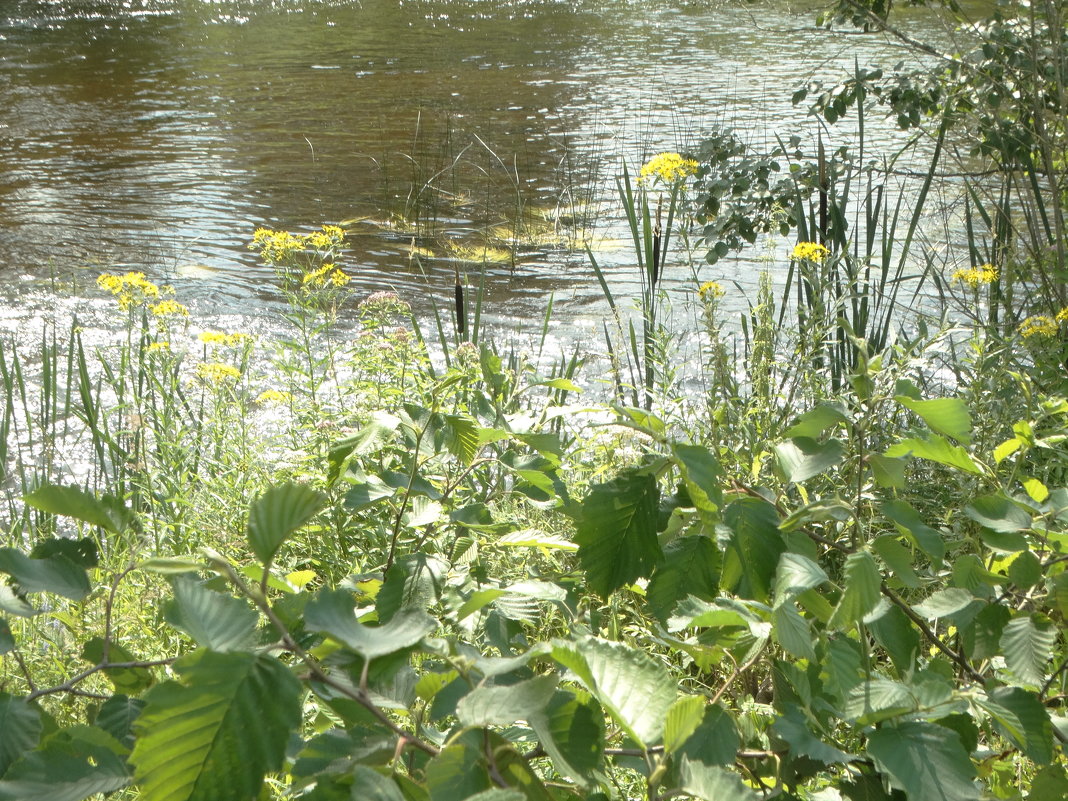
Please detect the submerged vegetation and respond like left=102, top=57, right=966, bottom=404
left=1, top=1, right=1067, bottom=800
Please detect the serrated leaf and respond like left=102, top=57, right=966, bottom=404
left=873, top=535, right=920, bottom=588
left=551, top=636, right=676, bottom=746
left=672, top=443, right=723, bottom=519
left=574, top=469, right=661, bottom=598
left=306, top=588, right=435, bottom=660
left=880, top=499, right=945, bottom=562
left=828, top=551, right=882, bottom=630
left=425, top=732, right=492, bottom=801
left=646, top=536, right=720, bottom=623
left=845, top=677, right=916, bottom=724
left=773, top=552, right=829, bottom=606
left=784, top=402, right=849, bottom=439
left=868, top=454, right=907, bottom=488
left=885, top=436, right=983, bottom=475
left=964, top=493, right=1032, bottom=533
left=0, top=548, right=91, bottom=601
left=441, top=414, right=480, bottom=465
left=247, top=483, right=328, bottom=566
left=328, top=411, right=401, bottom=481
left=663, top=695, right=706, bottom=755
left=403, top=496, right=443, bottom=528
left=457, top=675, right=557, bottom=727
left=529, top=689, right=604, bottom=787
left=986, top=687, right=1053, bottom=764
left=94, top=695, right=145, bottom=750
left=869, top=605, right=919, bottom=675
left=912, top=588, right=978, bottom=619
left=0, top=618, right=12, bottom=655
left=0, top=693, right=41, bottom=777
left=868, top=721, right=979, bottom=801
left=22, top=483, right=132, bottom=534
left=721, top=497, right=784, bottom=603
left=895, top=396, right=972, bottom=444
left=1000, top=613, right=1056, bottom=687
left=376, top=553, right=446, bottom=622
left=80, top=637, right=154, bottom=694
left=772, top=708, right=852, bottom=764
left=772, top=603, right=816, bottom=660
left=774, top=437, right=844, bottom=482
left=675, top=703, right=738, bottom=767
left=0, top=726, right=131, bottom=801
left=164, top=575, right=258, bottom=652
left=351, top=765, right=406, bottom=801
left=130, top=650, right=301, bottom=801
left=676, top=757, right=757, bottom=800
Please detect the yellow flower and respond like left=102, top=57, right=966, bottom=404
left=250, top=228, right=304, bottom=264
left=256, top=389, right=292, bottom=404
left=199, top=331, right=251, bottom=347
left=1019, top=315, right=1058, bottom=339
left=196, top=362, right=242, bottom=383
left=146, top=341, right=171, bottom=353
left=1056, top=307, right=1068, bottom=322
left=951, top=264, right=998, bottom=286
left=638, top=152, right=699, bottom=186
left=97, top=271, right=161, bottom=309
left=791, top=242, right=831, bottom=263
left=151, top=300, right=188, bottom=317
left=301, top=264, right=349, bottom=289
left=698, top=281, right=725, bottom=301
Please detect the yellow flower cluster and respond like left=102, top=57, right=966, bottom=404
left=951, top=264, right=998, bottom=286
left=301, top=264, right=350, bottom=289
left=791, top=242, right=831, bottom=263
left=150, top=300, right=188, bottom=317
left=638, top=152, right=699, bottom=186
left=256, top=389, right=292, bottom=404
left=1019, top=315, right=1058, bottom=339
left=250, top=225, right=345, bottom=264
left=97, top=272, right=161, bottom=310
left=146, top=341, right=171, bottom=353
left=1057, top=307, right=1068, bottom=322
left=196, top=362, right=242, bottom=384
left=698, top=281, right=725, bottom=301
left=199, top=331, right=251, bottom=347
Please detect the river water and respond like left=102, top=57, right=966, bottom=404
left=0, top=0, right=944, bottom=347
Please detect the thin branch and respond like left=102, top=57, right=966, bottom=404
left=28, top=658, right=177, bottom=702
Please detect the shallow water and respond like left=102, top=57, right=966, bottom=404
left=1, top=0, right=943, bottom=342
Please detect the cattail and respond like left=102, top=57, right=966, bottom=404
left=454, top=265, right=466, bottom=341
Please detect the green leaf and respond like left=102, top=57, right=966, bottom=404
left=0, top=548, right=91, bottom=601
left=895, top=396, right=972, bottom=444
left=306, top=589, right=435, bottom=660
left=964, top=493, right=1032, bottom=534
left=351, top=766, right=406, bottom=801
left=646, top=536, right=720, bottom=623
left=30, top=537, right=97, bottom=567
left=880, top=500, right=945, bottom=562
left=672, top=443, right=723, bottom=519
left=663, top=695, right=706, bottom=755
left=0, top=618, right=12, bottom=656
left=961, top=602, right=1010, bottom=661
left=773, top=552, right=829, bottom=606
left=23, top=484, right=132, bottom=534
left=246, top=482, right=328, bottom=566
left=1029, top=764, right=1068, bottom=801
left=845, top=677, right=916, bottom=725
left=986, top=687, right=1053, bottom=765
left=784, top=402, right=849, bottom=438
left=1000, top=613, right=1056, bottom=687
left=869, top=605, right=919, bottom=675
left=139, top=556, right=203, bottom=575
left=425, top=732, right=492, bottom=801
left=79, top=637, right=155, bottom=694
left=828, top=551, right=882, bottom=630
left=94, top=695, right=144, bottom=750
left=130, top=649, right=301, bottom=801
left=774, top=437, right=844, bottom=482
left=868, top=455, right=907, bottom=489
left=912, top=588, right=979, bottom=620
left=772, top=603, right=816, bottom=660
left=1007, top=551, right=1042, bottom=590
left=574, top=469, right=661, bottom=598
left=721, top=497, right=784, bottom=603
left=456, top=675, right=558, bottom=727
left=0, top=693, right=41, bottom=777
left=164, top=575, right=258, bottom=652
left=551, top=636, right=676, bottom=746
left=528, top=689, right=604, bottom=787
left=0, top=726, right=131, bottom=801
left=674, top=703, right=739, bottom=767
left=676, top=757, right=757, bottom=801
left=327, top=411, right=401, bottom=481
left=771, top=708, right=852, bottom=764
left=885, top=436, right=983, bottom=475
left=376, top=553, right=446, bottom=622
left=873, top=535, right=920, bottom=588
left=442, top=414, right=480, bottom=465
left=867, top=721, right=979, bottom=801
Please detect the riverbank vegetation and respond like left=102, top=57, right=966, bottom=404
left=1, top=0, right=1066, bottom=799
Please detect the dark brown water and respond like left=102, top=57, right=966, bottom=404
left=0, top=0, right=930, bottom=329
